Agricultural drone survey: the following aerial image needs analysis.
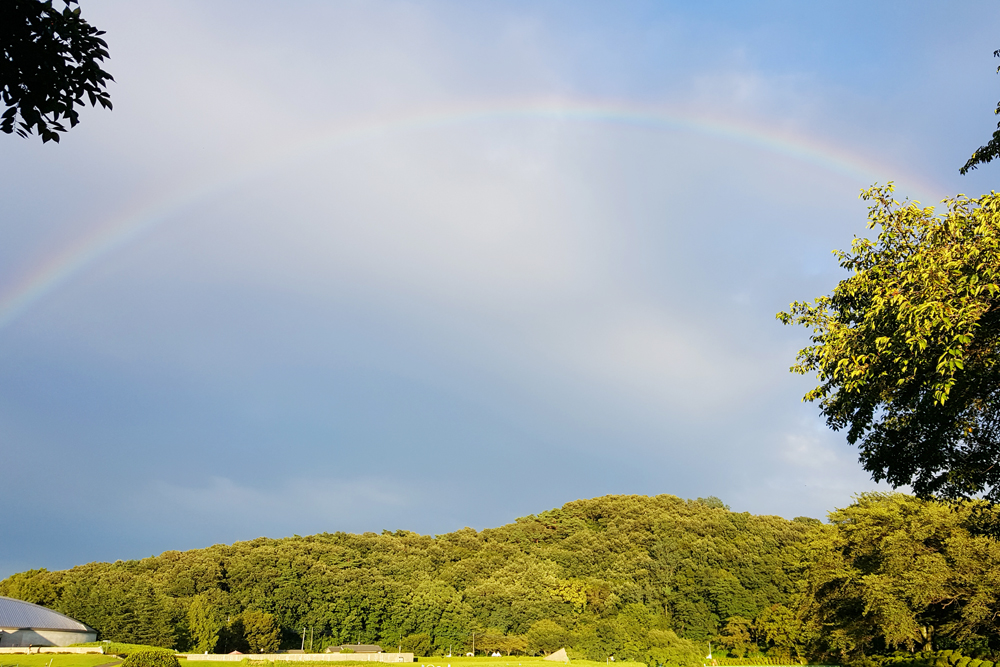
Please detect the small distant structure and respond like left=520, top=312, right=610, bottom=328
left=229, top=651, right=244, bottom=655
left=544, top=648, right=569, bottom=663
left=0, top=596, right=96, bottom=647
left=326, top=645, right=384, bottom=654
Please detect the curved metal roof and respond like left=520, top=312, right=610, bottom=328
left=0, top=596, right=91, bottom=632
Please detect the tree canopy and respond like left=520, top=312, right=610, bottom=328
left=0, top=0, right=113, bottom=142
left=0, top=494, right=819, bottom=665
left=778, top=184, right=1000, bottom=501
left=801, top=493, right=1000, bottom=662
left=6, top=493, right=1000, bottom=666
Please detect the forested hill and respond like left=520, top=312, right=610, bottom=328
left=0, top=494, right=821, bottom=662
left=9, top=493, right=999, bottom=667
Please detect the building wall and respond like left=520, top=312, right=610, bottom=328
left=0, top=628, right=97, bottom=647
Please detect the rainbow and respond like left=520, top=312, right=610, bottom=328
left=0, top=98, right=944, bottom=330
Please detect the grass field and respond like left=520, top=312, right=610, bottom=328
left=180, top=658, right=644, bottom=667
left=0, top=655, right=118, bottom=667
left=412, top=658, right=643, bottom=667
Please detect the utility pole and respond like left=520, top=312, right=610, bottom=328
left=472, top=632, right=475, bottom=656
left=301, top=628, right=305, bottom=652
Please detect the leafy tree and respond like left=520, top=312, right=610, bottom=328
left=718, top=616, right=754, bottom=658
left=525, top=619, right=568, bottom=655
left=186, top=594, right=223, bottom=654
left=400, top=633, right=433, bottom=656
left=708, top=574, right=756, bottom=621
left=962, top=50, right=1000, bottom=174
left=219, top=615, right=248, bottom=654
left=0, top=568, right=59, bottom=607
left=128, top=582, right=179, bottom=648
left=241, top=609, right=281, bottom=653
left=779, top=184, right=1000, bottom=501
left=754, top=604, right=802, bottom=660
left=644, top=629, right=703, bottom=667
left=432, top=594, right=474, bottom=654
left=695, top=497, right=730, bottom=510
left=496, top=633, right=528, bottom=656
left=669, top=597, right=716, bottom=641
left=1, top=0, right=113, bottom=142
left=53, top=572, right=177, bottom=647
left=800, top=493, right=1000, bottom=662
left=611, top=603, right=654, bottom=661
left=474, top=628, right=529, bottom=656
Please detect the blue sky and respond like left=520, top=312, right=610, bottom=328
left=2, top=0, right=1000, bottom=577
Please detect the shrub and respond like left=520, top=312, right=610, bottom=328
left=957, top=658, right=972, bottom=667
left=121, top=650, right=180, bottom=667
left=970, top=660, right=984, bottom=667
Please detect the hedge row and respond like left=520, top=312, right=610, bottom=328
left=121, top=650, right=181, bottom=667
left=874, top=649, right=998, bottom=667
left=70, top=642, right=177, bottom=657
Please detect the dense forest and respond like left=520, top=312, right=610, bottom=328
left=4, top=494, right=1000, bottom=667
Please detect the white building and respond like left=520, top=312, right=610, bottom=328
left=0, top=596, right=97, bottom=647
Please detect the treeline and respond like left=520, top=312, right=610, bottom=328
left=4, top=493, right=1000, bottom=666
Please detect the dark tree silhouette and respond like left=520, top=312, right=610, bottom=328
left=961, top=49, right=1000, bottom=174
left=0, top=0, right=112, bottom=143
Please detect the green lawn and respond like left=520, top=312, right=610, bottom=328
left=0, top=655, right=118, bottom=667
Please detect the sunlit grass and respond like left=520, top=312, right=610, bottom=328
left=180, top=658, right=644, bottom=667
left=0, top=655, right=118, bottom=667
left=415, top=658, right=643, bottom=667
